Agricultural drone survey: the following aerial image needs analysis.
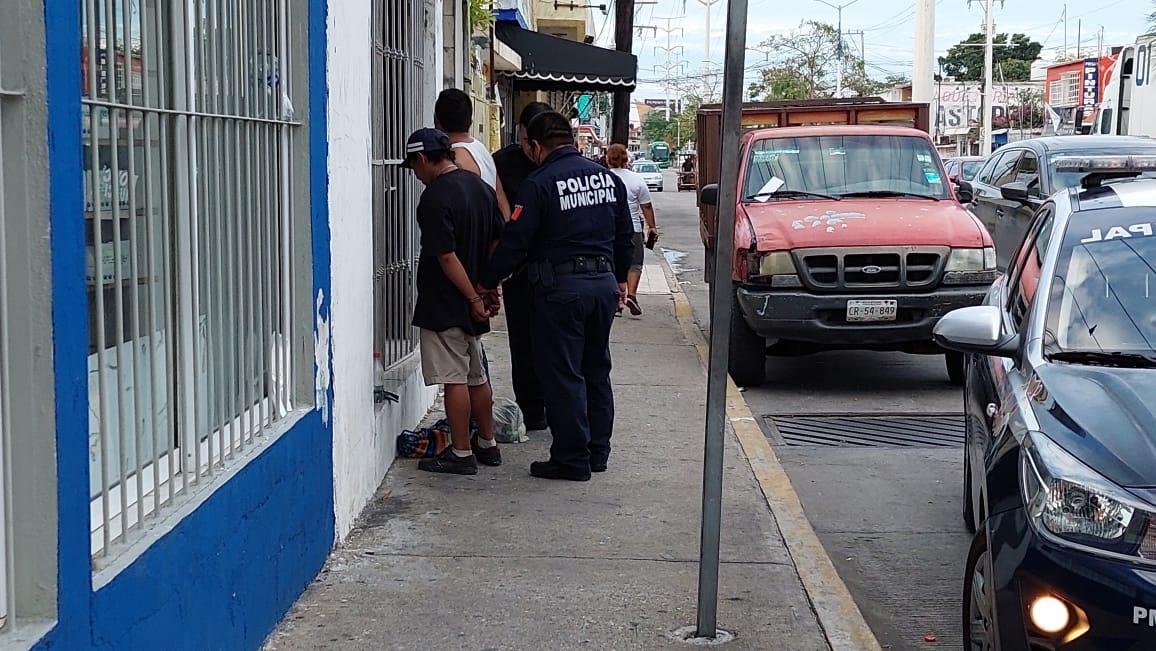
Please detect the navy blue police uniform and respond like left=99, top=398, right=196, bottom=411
left=492, top=143, right=547, bottom=429
left=480, top=144, right=635, bottom=476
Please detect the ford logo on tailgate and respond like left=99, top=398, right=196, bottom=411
left=862, top=265, right=882, bottom=274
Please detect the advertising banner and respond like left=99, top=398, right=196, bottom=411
left=1082, top=58, right=1100, bottom=109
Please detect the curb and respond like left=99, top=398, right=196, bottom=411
left=656, top=256, right=883, bottom=651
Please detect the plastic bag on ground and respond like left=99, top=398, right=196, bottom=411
left=492, top=397, right=529, bottom=443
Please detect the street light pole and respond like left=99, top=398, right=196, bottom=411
left=981, top=0, right=994, bottom=154
left=813, top=0, right=860, bottom=97
left=696, top=0, right=749, bottom=639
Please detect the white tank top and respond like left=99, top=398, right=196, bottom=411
left=451, top=138, right=498, bottom=190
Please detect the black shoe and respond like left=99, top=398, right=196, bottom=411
left=471, top=435, right=502, bottom=467
left=590, top=460, right=607, bottom=473
left=524, top=418, right=548, bottom=432
left=418, top=447, right=478, bottom=475
left=530, top=460, right=591, bottom=481
left=625, top=296, right=642, bottom=316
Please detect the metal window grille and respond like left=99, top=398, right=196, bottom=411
left=81, top=0, right=300, bottom=562
left=0, top=8, right=22, bottom=628
left=372, top=0, right=424, bottom=368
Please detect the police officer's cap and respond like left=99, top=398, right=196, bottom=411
left=401, top=128, right=451, bottom=168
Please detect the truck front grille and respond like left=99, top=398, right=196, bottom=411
left=795, top=246, right=949, bottom=291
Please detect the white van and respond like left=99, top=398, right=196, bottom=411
left=1095, top=33, right=1156, bottom=137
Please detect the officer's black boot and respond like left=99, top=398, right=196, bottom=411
left=530, top=460, right=591, bottom=481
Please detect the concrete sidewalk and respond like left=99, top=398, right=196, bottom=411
left=262, top=256, right=871, bottom=651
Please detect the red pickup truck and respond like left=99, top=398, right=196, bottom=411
left=695, top=98, right=996, bottom=387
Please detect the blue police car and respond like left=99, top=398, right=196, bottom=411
left=932, top=155, right=1156, bottom=649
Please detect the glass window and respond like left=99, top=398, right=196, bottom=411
left=372, top=0, right=422, bottom=369
left=742, top=134, right=950, bottom=201
left=961, top=160, right=984, bottom=180
left=1006, top=206, right=1055, bottom=330
left=82, top=0, right=301, bottom=560
left=635, top=163, right=659, bottom=173
left=989, top=150, right=1023, bottom=188
left=1014, top=151, right=1042, bottom=194
left=1045, top=207, right=1156, bottom=355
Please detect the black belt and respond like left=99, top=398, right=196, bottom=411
left=553, top=256, right=612, bottom=275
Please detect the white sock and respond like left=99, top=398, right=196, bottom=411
left=475, top=436, right=497, bottom=449
left=452, top=447, right=473, bottom=458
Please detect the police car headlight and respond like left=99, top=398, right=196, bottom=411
left=945, top=247, right=996, bottom=272
left=1021, top=432, right=1152, bottom=553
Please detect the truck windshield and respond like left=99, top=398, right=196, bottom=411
left=743, top=134, right=949, bottom=201
left=1045, top=206, right=1156, bottom=358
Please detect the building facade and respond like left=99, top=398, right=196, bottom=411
left=0, top=0, right=460, bottom=648
left=1043, top=55, right=1118, bottom=135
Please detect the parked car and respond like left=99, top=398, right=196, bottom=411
left=933, top=157, right=1156, bottom=650
left=632, top=161, right=663, bottom=192
left=958, top=135, right=1156, bottom=270
left=943, top=155, right=985, bottom=185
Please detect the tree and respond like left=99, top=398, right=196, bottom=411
left=746, top=20, right=886, bottom=100
left=641, top=110, right=671, bottom=144
left=1150, top=1, right=1156, bottom=32
left=937, top=33, right=1043, bottom=81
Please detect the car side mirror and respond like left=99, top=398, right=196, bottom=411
left=956, top=180, right=974, bottom=204
left=700, top=183, right=720, bottom=206
left=1001, top=181, right=1030, bottom=203
left=932, top=305, right=1019, bottom=358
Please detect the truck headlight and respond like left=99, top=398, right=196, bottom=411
left=748, top=251, right=801, bottom=286
left=945, top=247, right=996, bottom=272
left=1020, top=431, right=1150, bottom=553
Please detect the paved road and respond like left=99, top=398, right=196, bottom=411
left=651, top=170, right=974, bottom=651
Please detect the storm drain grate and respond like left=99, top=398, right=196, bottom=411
left=764, top=414, right=965, bottom=448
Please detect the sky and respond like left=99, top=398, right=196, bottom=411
left=590, top=0, right=1155, bottom=101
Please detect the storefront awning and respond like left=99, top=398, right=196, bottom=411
left=495, top=23, right=637, bottom=92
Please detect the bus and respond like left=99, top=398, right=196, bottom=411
left=1094, top=33, right=1155, bottom=137
left=649, top=141, right=672, bottom=168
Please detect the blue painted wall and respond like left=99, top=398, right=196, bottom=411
left=36, top=0, right=333, bottom=647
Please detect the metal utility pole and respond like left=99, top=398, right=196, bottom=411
left=696, top=0, right=723, bottom=98
left=814, top=0, right=860, bottom=97
left=612, top=0, right=636, bottom=143
left=696, top=0, right=748, bottom=637
left=1063, top=5, right=1068, bottom=59
left=1076, top=19, right=1081, bottom=58
left=981, top=0, right=996, bottom=155
left=912, top=0, right=935, bottom=103
left=651, top=16, right=685, bottom=119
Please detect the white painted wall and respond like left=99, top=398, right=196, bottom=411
left=326, top=0, right=437, bottom=540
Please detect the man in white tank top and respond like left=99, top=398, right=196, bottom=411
left=434, top=89, right=511, bottom=220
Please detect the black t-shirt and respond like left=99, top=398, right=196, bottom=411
left=492, top=143, right=536, bottom=208
left=412, top=169, right=503, bottom=336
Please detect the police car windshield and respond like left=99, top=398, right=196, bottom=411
left=1045, top=206, right=1156, bottom=357
left=743, top=135, right=949, bottom=202
left=1049, top=150, right=1156, bottom=191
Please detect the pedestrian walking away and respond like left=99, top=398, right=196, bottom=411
left=477, top=111, right=635, bottom=481
left=606, top=143, right=658, bottom=316
left=434, top=88, right=512, bottom=220
left=492, top=101, right=553, bottom=432
left=401, top=127, right=504, bottom=476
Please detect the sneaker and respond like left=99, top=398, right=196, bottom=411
left=471, top=435, right=502, bottom=467
left=418, top=447, right=478, bottom=475
left=530, top=460, right=591, bottom=481
left=625, top=295, right=642, bottom=316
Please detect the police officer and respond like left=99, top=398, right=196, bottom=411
left=492, top=101, right=553, bottom=432
left=477, top=111, right=635, bottom=481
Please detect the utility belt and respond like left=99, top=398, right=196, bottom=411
left=526, top=256, right=612, bottom=289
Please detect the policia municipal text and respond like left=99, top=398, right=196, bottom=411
left=478, top=111, right=635, bottom=482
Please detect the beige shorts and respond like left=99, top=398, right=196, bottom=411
left=419, top=327, right=488, bottom=387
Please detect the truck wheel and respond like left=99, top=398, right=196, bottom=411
left=946, top=351, right=965, bottom=386
left=728, top=290, right=767, bottom=387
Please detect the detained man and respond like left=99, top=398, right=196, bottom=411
left=402, top=127, right=504, bottom=475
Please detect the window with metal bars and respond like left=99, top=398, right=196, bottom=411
left=371, top=0, right=425, bottom=369
left=81, top=0, right=304, bottom=564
